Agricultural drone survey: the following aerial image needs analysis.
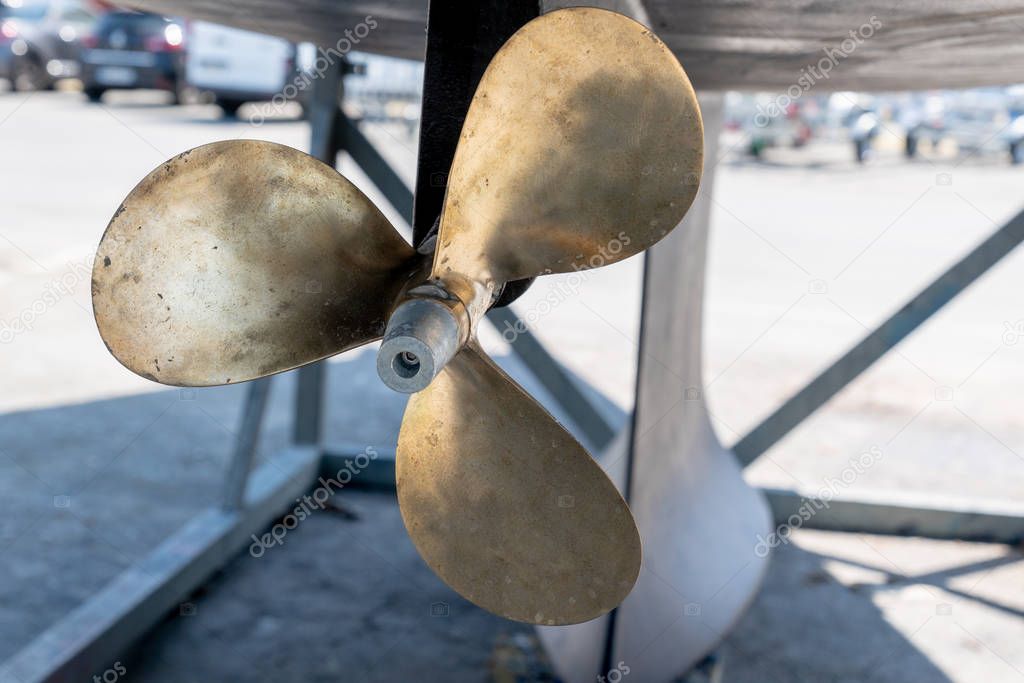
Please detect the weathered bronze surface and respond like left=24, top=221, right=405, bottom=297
left=432, top=7, right=702, bottom=287
left=397, top=344, right=641, bottom=625
left=384, top=9, right=700, bottom=624
left=91, top=8, right=704, bottom=627
left=93, top=140, right=419, bottom=386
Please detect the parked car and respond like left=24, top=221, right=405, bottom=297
left=0, top=0, right=100, bottom=91
left=79, top=10, right=185, bottom=103
left=185, top=21, right=300, bottom=117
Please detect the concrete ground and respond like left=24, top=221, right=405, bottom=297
left=0, top=87, right=1022, bottom=681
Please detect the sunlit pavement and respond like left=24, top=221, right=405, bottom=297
left=0, top=89, right=1022, bottom=681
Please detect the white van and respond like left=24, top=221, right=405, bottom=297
left=185, top=21, right=299, bottom=117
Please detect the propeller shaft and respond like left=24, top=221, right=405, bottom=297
left=377, top=297, right=464, bottom=393
left=377, top=277, right=496, bottom=393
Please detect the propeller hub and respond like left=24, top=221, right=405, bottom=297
left=378, top=277, right=496, bottom=393
left=377, top=297, right=464, bottom=393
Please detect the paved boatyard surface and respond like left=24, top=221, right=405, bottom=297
left=0, top=89, right=1022, bottom=681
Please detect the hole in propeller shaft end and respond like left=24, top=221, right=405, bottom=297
left=377, top=298, right=462, bottom=394
left=393, top=351, right=421, bottom=379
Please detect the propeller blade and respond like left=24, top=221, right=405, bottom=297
left=93, top=140, right=419, bottom=387
left=433, top=7, right=703, bottom=286
left=396, top=344, right=641, bottom=625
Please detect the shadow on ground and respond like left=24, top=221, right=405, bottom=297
left=2, top=347, right=1011, bottom=681
left=0, top=345, right=613, bottom=662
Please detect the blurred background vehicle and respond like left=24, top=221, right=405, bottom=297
left=343, top=53, right=422, bottom=137
left=726, top=93, right=814, bottom=158
left=79, top=9, right=184, bottom=103
left=904, top=90, right=1024, bottom=164
left=185, top=22, right=301, bottom=118
left=0, top=0, right=102, bottom=91
left=722, top=88, right=1024, bottom=165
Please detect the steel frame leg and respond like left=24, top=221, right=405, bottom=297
left=0, top=60, right=349, bottom=683
left=222, top=378, right=272, bottom=510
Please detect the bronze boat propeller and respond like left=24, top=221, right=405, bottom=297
left=91, top=7, right=703, bottom=625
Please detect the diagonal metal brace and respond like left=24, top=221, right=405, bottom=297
left=735, top=206, right=1024, bottom=466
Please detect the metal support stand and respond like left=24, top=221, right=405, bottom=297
left=10, top=6, right=1024, bottom=683
left=222, top=378, right=272, bottom=510
left=735, top=202, right=1024, bottom=543
left=0, top=59, right=349, bottom=683
left=2, top=32, right=618, bottom=680
left=735, top=207, right=1024, bottom=465
left=291, top=58, right=345, bottom=452
left=2, top=446, right=321, bottom=683
left=292, top=366, right=324, bottom=447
